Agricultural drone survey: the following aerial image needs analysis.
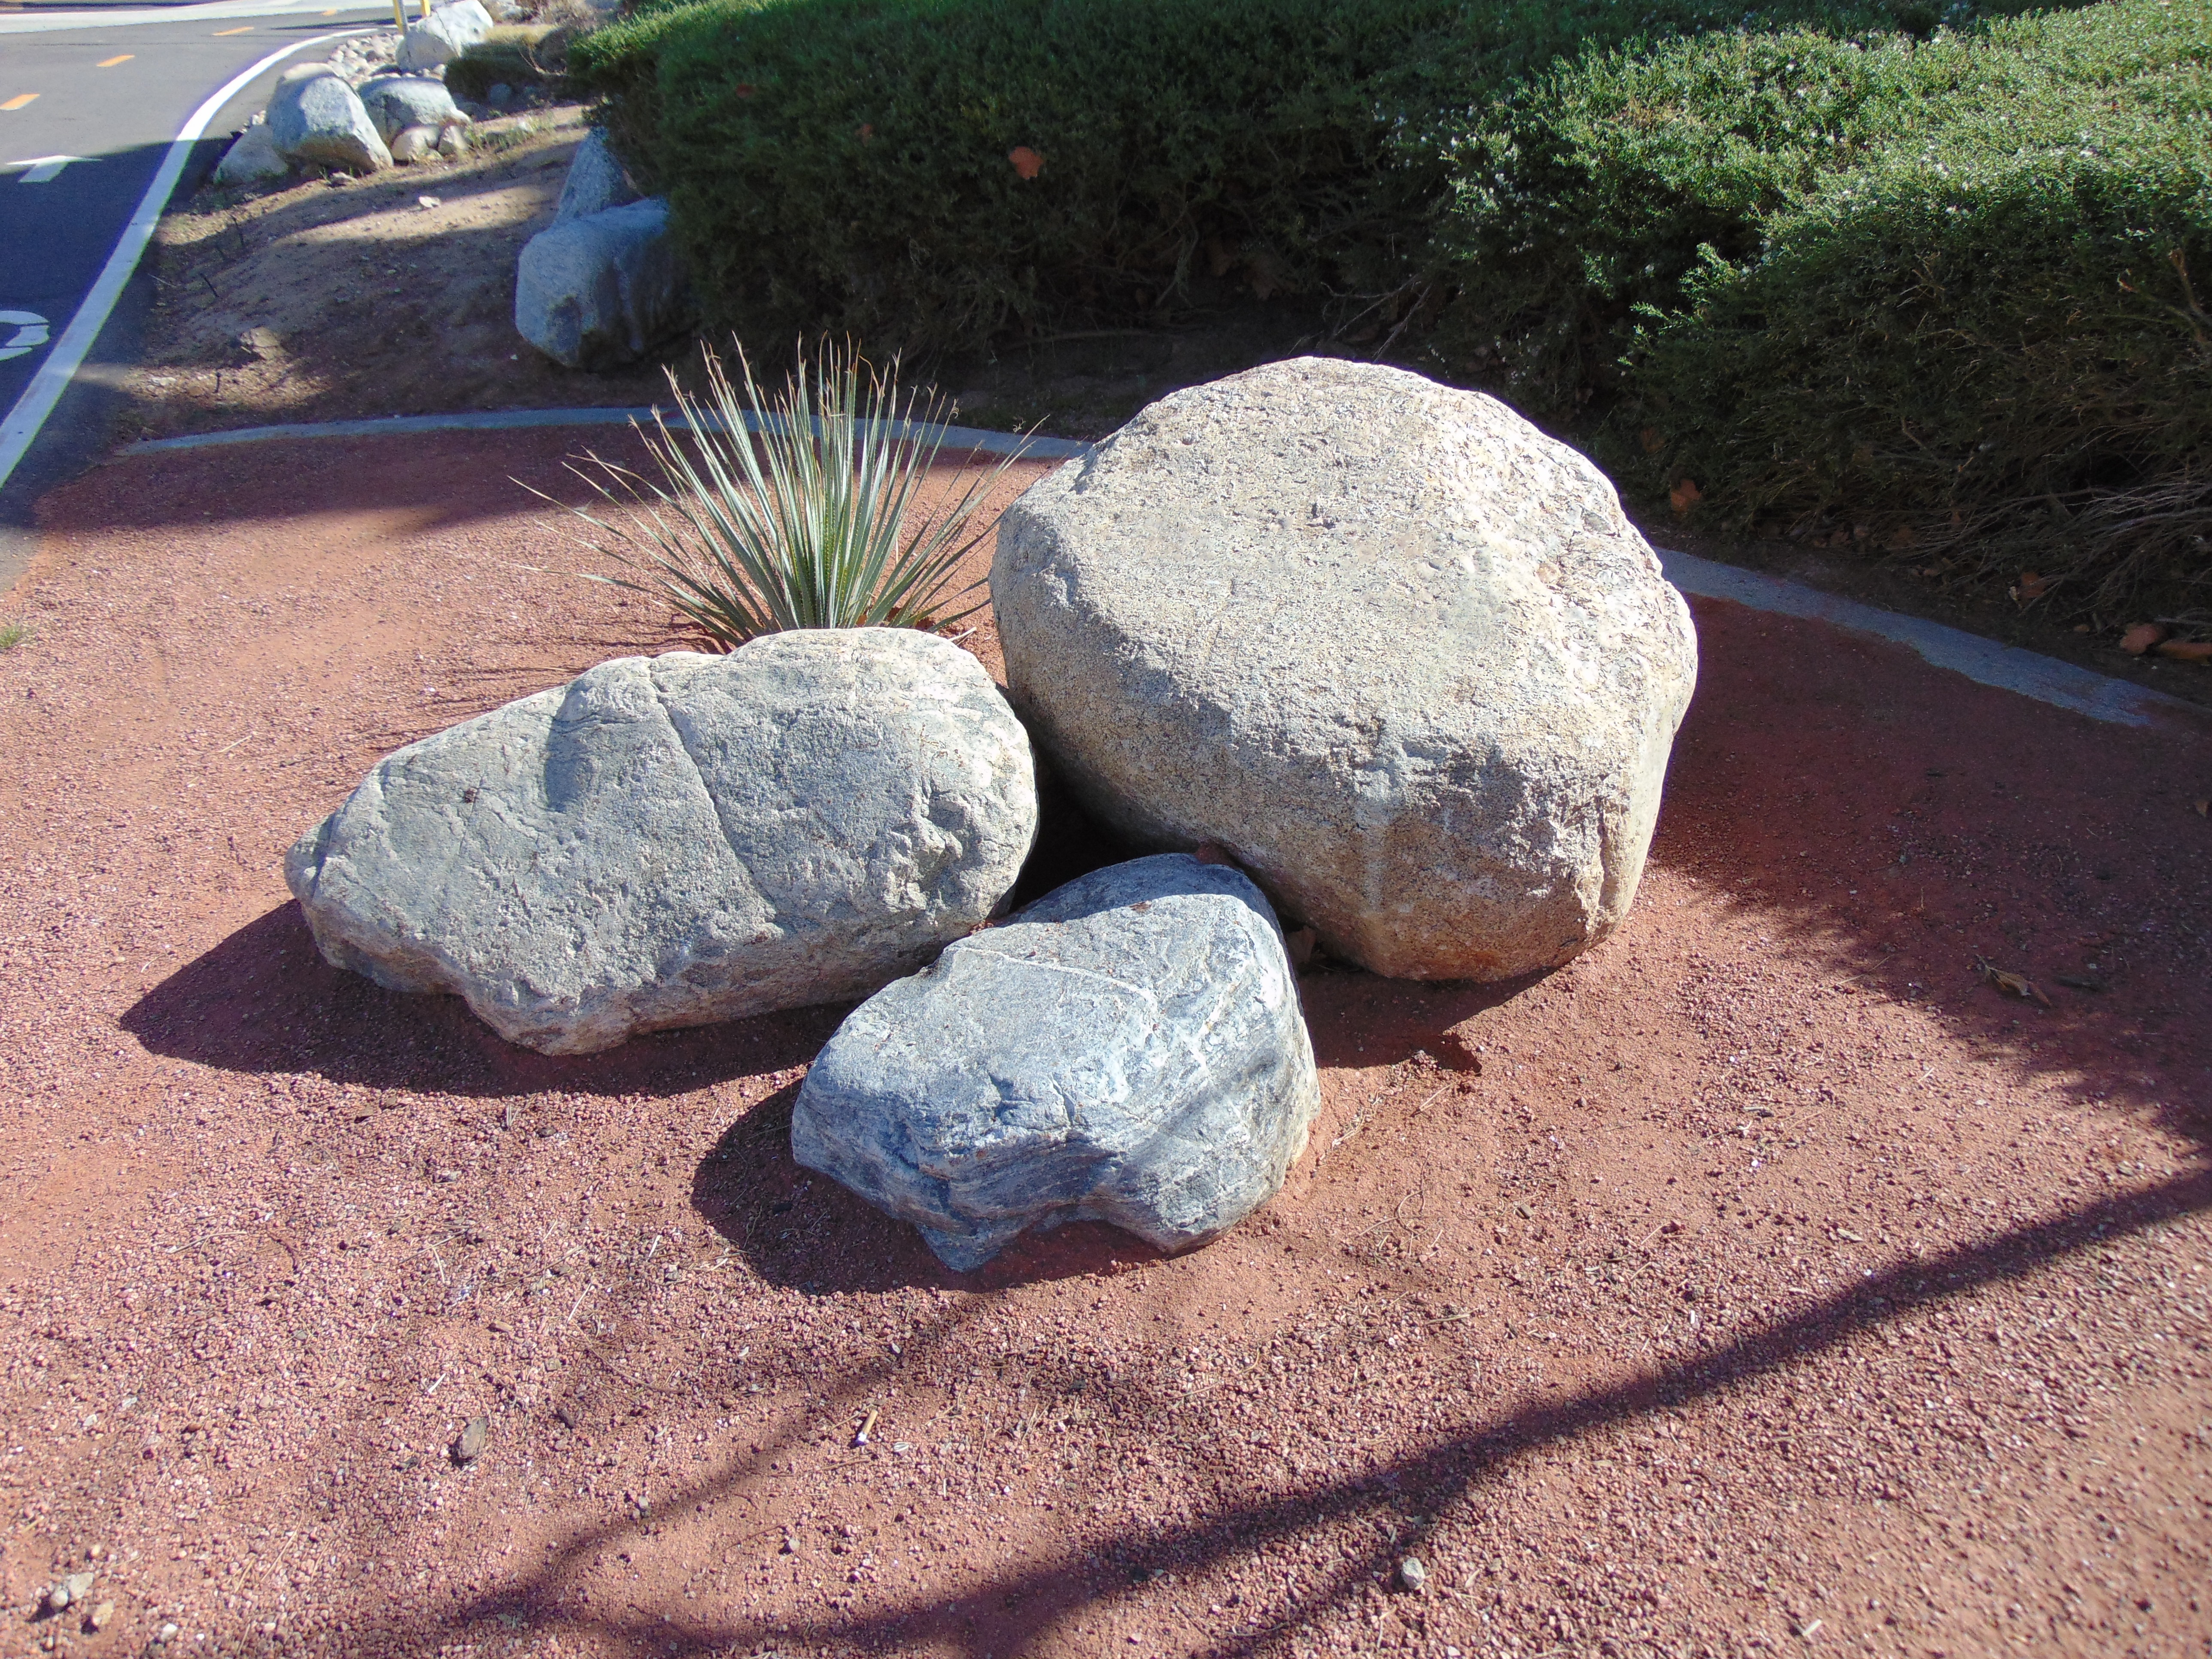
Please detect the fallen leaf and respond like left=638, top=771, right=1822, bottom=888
left=858, top=123, right=875, bottom=142
left=2155, top=638, right=2212, bottom=662
left=1975, top=954, right=2052, bottom=1008
left=1639, top=426, right=1666, bottom=454
left=2014, top=571, right=2050, bottom=602
left=1885, top=524, right=1916, bottom=550
left=1668, top=478, right=1702, bottom=515
left=2196, top=799, right=2210, bottom=818
left=2118, top=622, right=2166, bottom=654
left=1008, top=145, right=1043, bottom=179
left=734, top=83, right=755, bottom=99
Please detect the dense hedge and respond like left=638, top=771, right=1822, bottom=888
left=1426, top=1, right=2212, bottom=614
left=570, top=0, right=1972, bottom=350
left=573, top=0, right=2212, bottom=619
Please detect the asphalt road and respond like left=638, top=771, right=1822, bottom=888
left=0, top=0, right=389, bottom=586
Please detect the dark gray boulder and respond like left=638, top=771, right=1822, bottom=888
left=514, top=197, right=689, bottom=371
left=791, top=854, right=1321, bottom=1270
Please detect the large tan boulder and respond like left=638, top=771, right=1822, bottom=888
left=990, top=357, right=1698, bottom=981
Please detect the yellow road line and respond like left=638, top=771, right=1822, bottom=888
left=98, top=54, right=135, bottom=68
left=0, top=94, right=39, bottom=112
left=213, top=24, right=254, bottom=34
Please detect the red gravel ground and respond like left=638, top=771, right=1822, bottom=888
left=1, top=431, right=2209, bottom=1659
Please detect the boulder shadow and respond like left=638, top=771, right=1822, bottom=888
left=1294, top=959, right=1551, bottom=1073
left=1006, top=749, right=1139, bottom=909
left=691, top=1085, right=1172, bottom=1296
left=122, top=901, right=838, bottom=1101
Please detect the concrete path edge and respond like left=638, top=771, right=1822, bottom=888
left=76, top=407, right=2212, bottom=734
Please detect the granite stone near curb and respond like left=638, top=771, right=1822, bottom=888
left=515, top=197, right=690, bottom=371
left=356, top=73, right=465, bottom=143
left=554, top=127, right=639, bottom=223
left=213, top=120, right=288, bottom=186
left=793, top=853, right=1322, bottom=1270
left=286, top=629, right=1038, bottom=1055
left=396, top=0, right=494, bottom=71
left=267, top=63, right=392, bottom=174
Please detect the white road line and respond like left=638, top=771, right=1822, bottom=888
left=0, top=26, right=367, bottom=498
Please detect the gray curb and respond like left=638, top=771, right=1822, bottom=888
left=107, top=408, right=2211, bottom=732
left=120, top=407, right=1094, bottom=461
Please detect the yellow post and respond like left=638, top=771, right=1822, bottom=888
left=419, top=0, right=431, bottom=18
left=391, top=0, right=405, bottom=24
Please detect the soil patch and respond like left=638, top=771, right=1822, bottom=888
left=0, top=429, right=2207, bottom=1657
left=125, top=106, right=695, bottom=440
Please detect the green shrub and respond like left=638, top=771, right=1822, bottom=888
left=576, top=0, right=2212, bottom=618
left=570, top=0, right=1972, bottom=355
left=1423, top=0, right=2212, bottom=615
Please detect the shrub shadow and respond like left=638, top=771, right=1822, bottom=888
left=365, top=1165, right=2212, bottom=1658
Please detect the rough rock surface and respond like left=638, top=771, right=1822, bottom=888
left=356, top=74, right=464, bottom=143
left=554, top=127, right=640, bottom=224
left=213, top=121, right=287, bottom=185
left=395, top=0, right=494, bottom=71
left=793, top=854, right=1321, bottom=1270
left=267, top=65, right=392, bottom=174
left=991, top=357, right=1699, bottom=982
left=388, top=125, right=441, bottom=165
left=286, top=629, right=1037, bottom=1055
left=514, top=197, right=688, bottom=371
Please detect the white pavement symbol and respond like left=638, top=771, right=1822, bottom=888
left=0, top=27, right=370, bottom=498
left=0, top=313, right=51, bottom=362
left=10, top=157, right=86, bottom=184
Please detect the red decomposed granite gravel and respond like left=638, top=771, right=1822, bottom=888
left=0, top=431, right=2209, bottom=1659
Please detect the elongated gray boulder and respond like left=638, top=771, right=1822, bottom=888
left=286, top=630, right=1037, bottom=1055
left=793, top=854, right=1320, bottom=1270
left=555, top=127, right=639, bottom=223
left=267, top=64, right=392, bottom=174
left=396, top=0, right=493, bottom=71
left=991, top=357, right=1698, bottom=983
left=515, top=197, right=689, bottom=371
left=356, top=74, right=465, bottom=143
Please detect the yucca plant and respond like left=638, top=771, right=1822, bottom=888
left=537, top=340, right=1028, bottom=650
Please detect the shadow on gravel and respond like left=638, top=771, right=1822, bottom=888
left=1284, top=595, right=2212, bottom=1148
left=120, top=900, right=841, bottom=1103
left=363, top=1167, right=2212, bottom=1657
left=691, top=1079, right=1174, bottom=1297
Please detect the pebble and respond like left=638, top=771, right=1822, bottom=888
left=453, top=1414, right=489, bottom=1464
left=1397, top=1556, right=1428, bottom=1593
left=44, top=1570, right=94, bottom=1612
left=88, top=1601, right=115, bottom=1632
left=155, top=1623, right=180, bottom=1646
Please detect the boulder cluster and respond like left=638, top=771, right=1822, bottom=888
left=289, top=359, right=1697, bottom=1266
left=213, top=5, right=504, bottom=185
